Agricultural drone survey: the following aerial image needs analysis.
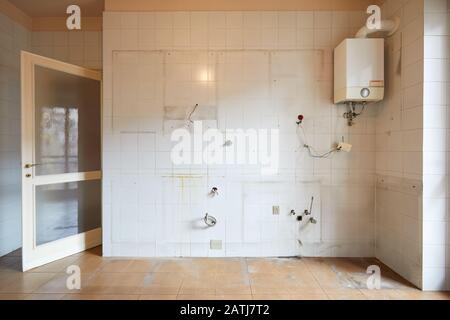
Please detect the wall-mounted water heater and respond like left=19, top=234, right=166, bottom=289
left=334, top=38, right=384, bottom=104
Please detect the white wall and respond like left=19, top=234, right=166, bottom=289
left=422, top=0, right=450, bottom=291
left=0, top=12, right=30, bottom=256
left=102, top=10, right=377, bottom=258
left=375, top=0, right=424, bottom=289
left=31, top=31, right=102, bottom=70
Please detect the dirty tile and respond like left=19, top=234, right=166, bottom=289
left=394, top=290, right=450, bottom=300
left=0, top=251, right=446, bottom=301
left=360, top=289, right=403, bottom=300
left=325, top=289, right=367, bottom=300
left=81, top=273, right=146, bottom=294
left=72, top=255, right=106, bottom=273
left=25, top=293, right=65, bottom=300
left=140, top=273, right=184, bottom=294
left=126, top=260, right=155, bottom=273
left=62, top=294, right=139, bottom=300
left=0, top=273, right=56, bottom=294
left=139, top=294, right=177, bottom=300
left=99, top=260, right=133, bottom=272
left=176, top=295, right=218, bottom=300
left=0, top=294, right=29, bottom=300
left=254, top=293, right=328, bottom=300
left=34, top=273, right=94, bottom=294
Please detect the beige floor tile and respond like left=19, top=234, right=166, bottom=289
left=286, top=287, right=326, bottom=295
left=325, top=289, right=367, bottom=300
left=191, top=259, right=245, bottom=274
left=250, top=286, right=292, bottom=295
left=311, top=270, right=354, bottom=290
left=182, top=273, right=216, bottom=283
left=176, top=295, right=219, bottom=300
left=360, top=289, right=404, bottom=300
left=178, top=281, right=216, bottom=295
left=302, top=258, right=333, bottom=273
left=99, top=260, right=133, bottom=272
left=253, top=293, right=328, bottom=300
left=62, top=294, right=139, bottom=300
left=0, top=272, right=20, bottom=288
left=72, top=255, right=106, bottom=273
left=0, top=294, right=29, bottom=300
left=139, top=294, right=177, bottom=300
left=216, top=295, right=253, bottom=300
left=246, top=259, right=280, bottom=274
left=0, top=273, right=56, bottom=294
left=81, top=273, right=146, bottom=294
left=250, top=273, right=305, bottom=294
left=140, top=273, right=183, bottom=294
left=394, top=290, right=450, bottom=300
left=153, top=260, right=194, bottom=273
left=140, top=285, right=181, bottom=295
left=24, top=293, right=65, bottom=300
left=325, top=258, right=370, bottom=274
left=252, top=294, right=293, bottom=300
left=146, top=276, right=182, bottom=289
left=0, top=248, right=445, bottom=301
left=215, top=286, right=252, bottom=295
left=126, top=260, right=155, bottom=273
left=289, top=293, right=329, bottom=300
left=215, top=276, right=250, bottom=286
left=34, top=273, right=94, bottom=294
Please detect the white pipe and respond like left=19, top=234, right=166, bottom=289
left=355, top=17, right=400, bottom=38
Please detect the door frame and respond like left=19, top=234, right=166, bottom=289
left=21, top=51, right=102, bottom=271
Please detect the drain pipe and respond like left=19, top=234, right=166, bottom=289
left=355, top=17, right=400, bottom=38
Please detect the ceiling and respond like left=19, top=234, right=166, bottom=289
left=8, top=0, right=104, bottom=17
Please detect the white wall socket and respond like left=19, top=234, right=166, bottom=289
left=210, top=240, right=222, bottom=250
left=272, top=206, right=280, bottom=215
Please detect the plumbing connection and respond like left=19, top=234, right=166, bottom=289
left=204, top=213, right=217, bottom=227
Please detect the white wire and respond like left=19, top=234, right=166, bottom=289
left=296, top=124, right=338, bottom=159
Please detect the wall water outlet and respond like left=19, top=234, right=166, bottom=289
left=210, top=240, right=222, bottom=250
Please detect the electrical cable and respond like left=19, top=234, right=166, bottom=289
left=296, top=124, right=338, bottom=159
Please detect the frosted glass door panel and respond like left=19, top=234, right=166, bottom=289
left=36, top=180, right=101, bottom=246
left=34, top=65, right=101, bottom=176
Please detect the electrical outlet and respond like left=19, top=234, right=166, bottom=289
left=272, top=206, right=280, bottom=215
left=210, top=240, right=222, bottom=250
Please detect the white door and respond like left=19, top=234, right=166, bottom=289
left=21, top=51, right=102, bottom=271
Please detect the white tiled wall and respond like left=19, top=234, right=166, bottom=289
left=102, top=10, right=377, bottom=258
left=0, top=13, right=30, bottom=256
left=422, top=0, right=450, bottom=291
left=31, top=30, right=102, bottom=69
left=375, top=0, right=425, bottom=289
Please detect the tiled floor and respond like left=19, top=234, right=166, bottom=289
left=0, top=246, right=449, bottom=300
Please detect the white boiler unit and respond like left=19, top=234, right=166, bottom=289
left=334, top=38, right=384, bottom=104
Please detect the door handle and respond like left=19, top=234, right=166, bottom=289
left=24, top=163, right=40, bottom=169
